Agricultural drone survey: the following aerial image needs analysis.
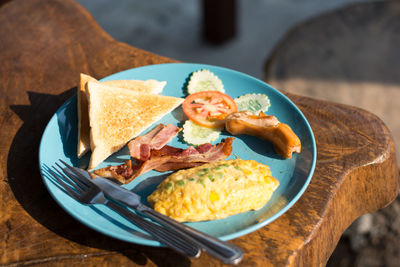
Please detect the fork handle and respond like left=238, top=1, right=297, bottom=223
left=138, top=205, right=243, bottom=265
left=106, top=201, right=201, bottom=258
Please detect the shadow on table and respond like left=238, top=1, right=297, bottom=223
left=7, top=89, right=191, bottom=266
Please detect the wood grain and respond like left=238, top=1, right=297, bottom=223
left=0, top=0, right=398, bottom=266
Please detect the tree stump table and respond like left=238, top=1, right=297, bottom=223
left=0, top=0, right=398, bottom=266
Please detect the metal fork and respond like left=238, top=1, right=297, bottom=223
left=47, top=163, right=201, bottom=258
left=60, top=160, right=243, bottom=265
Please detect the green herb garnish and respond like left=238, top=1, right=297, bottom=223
left=198, top=179, right=205, bottom=187
left=164, top=182, right=173, bottom=190
left=216, top=172, right=224, bottom=179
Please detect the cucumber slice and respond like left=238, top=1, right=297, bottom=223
left=182, top=120, right=221, bottom=145
left=234, top=93, right=271, bottom=114
left=187, top=69, right=224, bottom=94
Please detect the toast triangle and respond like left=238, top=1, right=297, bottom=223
left=86, top=81, right=183, bottom=170
left=77, top=73, right=166, bottom=158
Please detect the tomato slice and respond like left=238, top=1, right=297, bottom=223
left=182, top=91, right=237, bottom=128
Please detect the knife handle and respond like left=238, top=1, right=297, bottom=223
left=138, top=205, right=243, bottom=265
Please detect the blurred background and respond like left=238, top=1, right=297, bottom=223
left=77, top=0, right=372, bottom=79
left=77, top=0, right=399, bottom=266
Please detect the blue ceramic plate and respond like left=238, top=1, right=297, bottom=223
left=39, top=63, right=316, bottom=246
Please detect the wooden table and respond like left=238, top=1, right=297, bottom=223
left=0, top=0, right=398, bottom=266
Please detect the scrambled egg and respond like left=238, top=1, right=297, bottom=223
left=147, top=159, right=280, bottom=222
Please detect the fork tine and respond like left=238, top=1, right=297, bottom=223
left=43, top=166, right=69, bottom=193
left=53, top=165, right=86, bottom=194
left=48, top=167, right=81, bottom=200
left=56, top=162, right=88, bottom=190
left=59, top=160, right=92, bottom=184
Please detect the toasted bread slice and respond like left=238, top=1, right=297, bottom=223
left=77, top=74, right=166, bottom=158
left=86, top=81, right=183, bottom=170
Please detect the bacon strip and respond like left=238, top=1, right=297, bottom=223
left=94, top=137, right=234, bottom=184
left=142, top=137, right=234, bottom=174
left=93, top=159, right=135, bottom=184
left=128, top=124, right=181, bottom=161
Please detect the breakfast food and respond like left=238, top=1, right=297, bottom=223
left=130, top=137, right=234, bottom=174
left=182, top=91, right=237, bottom=129
left=101, top=79, right=166, bottom=94
left=187, top=69, right=224, bottom=94
left=182, top=70, right=274, bottom=147
left=182, top=120, right=221, bottom=145
left=77, top=73, right=166, bottom=158
left=86, top=82, right=183, bottom=169
left=147, top=159, right=279, bottom=222
left=181, top=70, right=227, bottom=144
left=225, top=111, right=301, bottom=158
left=234, top=93, right=271, bottom=114
left=128, top=124, right=181, bottom=161
left=94, top=134, right=234, bottom=184
left=83, top=68, right=299, bottom=188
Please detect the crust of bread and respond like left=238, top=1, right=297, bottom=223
left=77, top=74, right=97, bottom=158
left=77, top=74, right=166, bottom=158
left=102, top=80, right=166, bottom=94
left=86, top=81, right=183, bottom=170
